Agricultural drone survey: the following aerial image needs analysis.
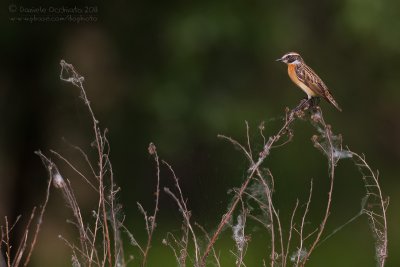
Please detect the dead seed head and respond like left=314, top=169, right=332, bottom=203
left=148, top=142, right=157, bottom=155
left=311, top=112, right=321, bottom=122
left=259, top=121, right=265, bottom=131
left=311, top=135, right=319, bottom=143
left=295, top=109, right=305, bottom=118
left=53, top=172, right=66, bottom=189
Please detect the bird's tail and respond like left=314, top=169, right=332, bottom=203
left=326, top=94, right=342, bottom=112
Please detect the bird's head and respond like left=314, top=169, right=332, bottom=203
left=276, top=52, right=303, bottom=64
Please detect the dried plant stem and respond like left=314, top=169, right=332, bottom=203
left=200, top=100, right=309, bottom=266
left=351, top=152, right=388, bottom=266
left=163, top=159, right=200, bottom=265
left=87, top=87, right=112, bottom=267
left=58, top=60, right=123, bottom=266
left=141, top=143, right=161, bottom=267
left=6, top=218, right=11, bottom=267
left=200, top=167, right=253, bottom=267
left=301, top=108, right=337, bottom=265
left=195, top=223, right=221, bottom=267
left=50, top=150, right=98, bottom=193
left=257, top=172, right=284, bottom=266
left=284, top=199, right=299, bottom=266
left=233, top=197, right=248, bottom=266
left=22, top=173, right=52, bottom=267
left=296, top=181, right=313, bottom=266
left=0, top=150, right=54, bottom=267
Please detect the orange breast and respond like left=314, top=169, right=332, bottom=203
left=287, top=64, right=317, bottom=97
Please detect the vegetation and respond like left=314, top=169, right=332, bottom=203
left=1, top=61, right=388, bottom=266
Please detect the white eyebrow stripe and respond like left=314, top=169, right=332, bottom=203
left=285, top=52, right=300, bottom=57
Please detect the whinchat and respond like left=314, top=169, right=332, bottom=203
left=276, top=52, right=342, bottom=111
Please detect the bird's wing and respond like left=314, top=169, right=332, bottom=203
left=296, top=64, right=342, bottom=111
left=295, top=64, right=327, bottom=97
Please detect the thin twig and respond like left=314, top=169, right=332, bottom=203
left=200, top=100, right=309, bottom=266
left=284, top=199, right=299, bottom=266
left=141, top=143, right=161, bottom=267
left=163, top=160, right=200, bottom=264
left=301, top=108, right=337, bottom=265
left=23, top=171, right=52, bottom=266
left=296, top=180, right=313, bottom=266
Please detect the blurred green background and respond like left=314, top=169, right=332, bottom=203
left=1, top=0, right=399, bottom=266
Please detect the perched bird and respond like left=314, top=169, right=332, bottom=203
left=276, top=52, right=342, bottom=111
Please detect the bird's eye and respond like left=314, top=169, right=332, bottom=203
left=287, top=56, right=294, bottom=63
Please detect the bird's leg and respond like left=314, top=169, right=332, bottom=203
left=300, top=97, right=308, bottom=106
left=295, top=97, right=311, bottom=112
left=309, top=97, right=321, bottom=112
left=289, top=98, right=310, bottom=120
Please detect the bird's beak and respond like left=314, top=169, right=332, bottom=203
left=276, top=58, right=283, bottom=62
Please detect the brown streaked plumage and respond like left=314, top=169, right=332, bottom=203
left=276, top=52, right=342, bottom=111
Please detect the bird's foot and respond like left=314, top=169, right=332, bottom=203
left=309, top=97, right=321, bottom=113
left=294, top=98, right=311, bottom=112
